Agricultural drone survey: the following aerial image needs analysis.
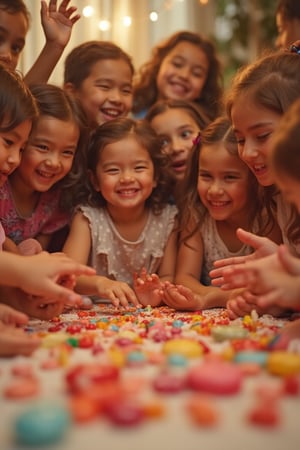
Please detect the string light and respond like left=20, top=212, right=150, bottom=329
left=82, top=5, right=94, bottom=17
left=122, top=16, right=132, bottom=27
left=82, top=0, right=209, bottom=30
left=149, top=11, right=158, bottom=22
left=98, top=20, right=111, bottom=31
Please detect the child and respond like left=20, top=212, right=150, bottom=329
left=276, top=0, right=300, bottom=50
left=223, top=99, right=300, bottom=309
left=219, top=98, right=300, bottom=342
left=63, top=117, right=178, bottom=308
left=63, top=40, right=134, bottom=130
left=162, top=116, right=279, bottom=311
left=0, top=83, right=87, bottom=253
left=0, top=0, right=80, bottom=84
left=0, top=64, right=95, bottom=354
left=132, top=30, right=223, bottom=120
left=145, top=99, right=210, bottom=202
left=209, top=49, right=300, bottom=317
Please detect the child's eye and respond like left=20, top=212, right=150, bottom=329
left=135, top=165, right=147, bottom=171
left=4, top=138, right=13, bottom=147
left=122, top=87, right=132, bottom=95
left=199, top=172, right=211, bottom=180
left=12, top=43, right=24, bottom=55
left=160, top=137, right=170, bottom=149
left=36, top=144, right=48, bottom=151
left=225, top=174, right=239, bottom=181
left=62, top=149, right=75, bottom=157
left=181, top=130, right=192, bottom=139
left=105, top=168, right=119, bottom=174
left=257, top=132, right=272, bottom=141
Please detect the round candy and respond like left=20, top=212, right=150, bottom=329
left=163, top=338, right=203, bottom=358
left=267, top=351, right=300, bottom=376
left=187, top=361, right=242, bottom=395
left=234, top=351, right=268, bottom=367
left=211, top=325, right=249, bottom=342
left=15, top=403, right=70, bottom=446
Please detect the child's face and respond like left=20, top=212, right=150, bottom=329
left=0, top=119, right=32, bottom=186
left=150, top=108, right=199, bottom=182
left=66, top=59, right=133, bottom=129
left=197, top=143, right=252, bottom=224
left=156, top=41, right=208, bottom=103
left=0, top=9, right=28, bottom=70
left=275, top=171, right=300, bottom=213
left=231, top=95, right=282, bottom=187
left=91, top=136, right=156, bottom=213
left=14, top=116, right=79, bottom=192
left=275, top=12, right=300, bottom=50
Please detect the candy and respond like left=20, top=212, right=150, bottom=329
left=267, top=351, right=300, bottom=376
left=211, top=325, right=249, bottom=342
left=4, top=378, right=39, bottom=399
left=163, top=338, right=203, bottom=358
left=187, top=361, right=242, bottom=395
left=15, top=403, right=70, bottom=446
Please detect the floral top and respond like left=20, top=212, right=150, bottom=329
left=0, top=181, right=70, bottom=244
left=79, top=204, right=178, bottom=285
left=200, top=214, right=254, bottom=286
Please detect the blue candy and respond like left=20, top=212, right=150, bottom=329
left=15, top=403, right=70, bottom=446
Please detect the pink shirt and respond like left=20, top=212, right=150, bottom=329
left=0, top=181, right=70, bottom=244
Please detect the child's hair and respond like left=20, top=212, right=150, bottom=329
left=271, top=98, right=300, bottom=181
left=177, top=116, right=266, bottom=244
left=77, top=117, right=172, bottom=214
left=63, top=40, right=135, bottom=89
left=0, top=0, right=30, bottom=26
left=0, top=65, right=37, bottom=131
left=28, top=83, right=89, bottom=209
left=226, top=50, right=300, bottom=246
left=276, top=0, right=300, bottom=21
left=132, top=30, right=223, bottom=120
left=145, top=99, right=211, bottom=132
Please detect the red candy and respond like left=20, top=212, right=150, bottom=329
left=187, top=361, right=242, bottom=395
left=66, top=363, right=119, bottom=393
left=105, top=400, right=145, bottom=427
left=152, top=371, right=186, bottom=393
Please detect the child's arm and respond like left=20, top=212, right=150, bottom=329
left=174, top=225, right=230, bottom=309
left=63, top=212, right=139, bottom=308
left=225, top=245, right=300, bottom=313
left=24, top=0, right=80, bottom=85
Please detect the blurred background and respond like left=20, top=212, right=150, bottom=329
left=20, top=0, right=277, bottom=87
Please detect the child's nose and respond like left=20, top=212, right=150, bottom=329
left=7, top=148, right=21, bottom=168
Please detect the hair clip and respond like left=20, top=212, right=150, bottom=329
left=289, top=43, right=300, bottom=55
left=192, top=133, right=201, bottom=146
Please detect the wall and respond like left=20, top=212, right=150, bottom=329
left=19, top=0, right=216, bottom=85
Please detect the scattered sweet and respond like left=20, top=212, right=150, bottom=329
left=14, top=403, right=70, bottom=446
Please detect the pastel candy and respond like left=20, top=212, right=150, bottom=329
left=267, top=351, right=300, bottom=376
left=163, top=338, right=203, bottom=358
left=211, top=325, right=249, bottom=342
left=234, top=351, right=268, bottom=367
left=15, top=403, right=70, bottom=446
left=187, top=361, right=243, bottom=394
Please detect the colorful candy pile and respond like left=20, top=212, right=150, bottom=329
left=1, top=305, right=300, bottom=448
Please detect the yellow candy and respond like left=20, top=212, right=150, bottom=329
left=163, top=338, right=203, bottom=358
left=267, top=351, right=300, bottom=376
left=42, top=332, right=68, bottom=348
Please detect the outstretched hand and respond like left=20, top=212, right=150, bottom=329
left=40, top=0, right=80, bottom=48
left=209, top=228, right=279, bottom=288
left=133, top=268, right=163, bottom=307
